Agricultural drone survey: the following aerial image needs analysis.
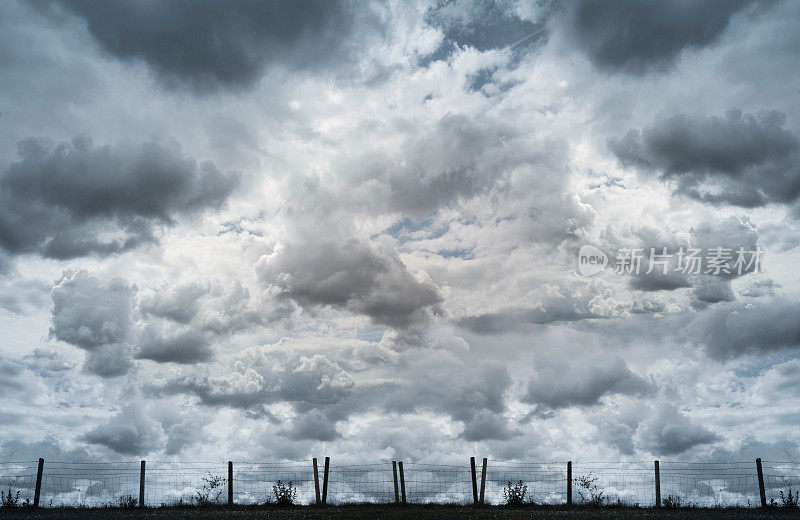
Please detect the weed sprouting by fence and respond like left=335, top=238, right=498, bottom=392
left=0, top=461, right=38, bottom=507
left=503, top=481, right=527, bottom=505
left=234, top=462, right=314, bottom=505
left=485, top=462, right=565, bottom=504
left=2, top=458, right=800, bottom=508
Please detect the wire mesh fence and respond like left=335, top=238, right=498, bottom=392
left=327, top=463, right=394, bottom=504
left=485, top=461, right=566, bottom=504
left=570, top=461, right=655, bottom=506
left=21, top=461, right=140, bottom=507
left=762, top=461, right=800, bottom=507
left=402, top=463, right=473, bottom=503
left=659, top=461, right=760, bottom=507
left=234, top=461, right=315, bottom=505
left=145, top=462, right=227, bottom=506
left=2, top=457, right=800, bottom=508
left=0, top=460, right=38, bottom=506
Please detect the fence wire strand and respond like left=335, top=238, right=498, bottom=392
left=2, top=459, right=800, bottom=508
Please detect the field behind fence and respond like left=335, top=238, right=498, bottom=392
left=1, top=457, right=799, bottom=509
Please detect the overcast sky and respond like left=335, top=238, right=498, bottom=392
left=1, top=0, right=800, bottom=464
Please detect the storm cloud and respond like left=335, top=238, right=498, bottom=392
left=688, top=298, right=800, bottom=359
left=0, top=136, right=238, bottom=259
left=135, top=325, right=212, bottom=365
left=257, top=238, right=443, bottom=328
left=523, top=356, right=653, bottom=414
left=81, top=404, right=163, bottom=455
left=611, top=110, right=800, bottom=208
left=637, top=402, right=718, bottom=455
left=41, top=0, right=365, bottom=93
left=562, top=0, right=765, bottom=74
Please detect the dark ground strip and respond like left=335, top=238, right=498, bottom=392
left=1, top=505, right=800, bottom=520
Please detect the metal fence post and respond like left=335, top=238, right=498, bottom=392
left=567, top=461, right=572, bottom=505
left=756, top=458, right=767, bottom=507
left=470, top=457, right=478, bottom=504
left=398, top=461, right=406, bottom=503
left=322, top=456, right=329, bottom=504
left=313, top=458, right=321, bottom=504
left=139, top=460, right=146, bottom=508
left=654, top=460, right=661, bottom=507
left=33, top=458, right=44, bottom=508
left=392, top=461, right=399, bottom=503
left=479, top=458, right=487, bottom=504
left=228, top=461, right=233, bottom=505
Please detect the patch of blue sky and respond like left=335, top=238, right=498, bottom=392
left=377, top=216, right=448, bottom=243
left=733, top=352, right=800, bottom=378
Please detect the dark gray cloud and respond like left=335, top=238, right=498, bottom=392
left=281, top=410, right=340, bottom=441
left=459, top=305, right=593, bottom=333
left=690, top=276, right=735, bottom=307
left=0, top=250, right=12, bottom=276
left=523, top=357, right=653, bottom=414
left=135, top=325, right=212, bottom=364
left=257, top=238, right=443, bottom=328
left=628, top=271, right=692, bottom=293
left=611, top=110, right=800, bottom=208
left=688, top=298, right=800, bottom=359
left=0, top=136, right=238, bottom=259
left=51, top=275, right=281, bottom=370
left=38, top=0, right=364, bottom=93
left=388, top=353, right=511, bottom=426
left=637, top=403, right=718, bottom=455
left=139, top=282, right=208, bottom=324
left=50, top=270, right=135, bottom=377
left=562, top=0, right=764, bottom=74
left=81, top=405, right=163, bottom=455
left=594, top=413, right=639, bottom=455
left=459, top=411, right=519, bottom=441
left=595, top=400, right=719, bottom=456
left=161, top=416, right=208, bottom=456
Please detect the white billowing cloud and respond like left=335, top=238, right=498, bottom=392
left=50, top=270, right=136, bottom=377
